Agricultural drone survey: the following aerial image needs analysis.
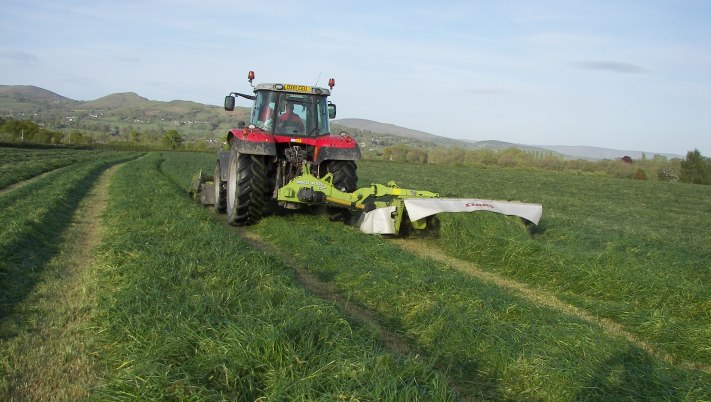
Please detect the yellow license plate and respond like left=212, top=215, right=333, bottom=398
left=284, top=84, right=311, bottom=93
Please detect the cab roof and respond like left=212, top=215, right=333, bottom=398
left=254, top=83, right=331, bottom=96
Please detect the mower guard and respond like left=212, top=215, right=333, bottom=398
left=405, top=198, right=542, bottom=225
left=358, top=199, right=542, bottom=235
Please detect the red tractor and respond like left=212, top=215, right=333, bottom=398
left=217, top=71, right=360, bottom=226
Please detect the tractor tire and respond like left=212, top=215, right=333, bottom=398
left=226, top=151, right=268, bottom=226
left=322, top=160, right=358, bottom=222
left=214, top=160, right=227, bottom=214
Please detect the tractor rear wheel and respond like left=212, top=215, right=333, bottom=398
left=214, top=160, right=227, bottom=213
left=322, top=160, right=358, bottom=222
left=226, top=151, right=267, bottom=226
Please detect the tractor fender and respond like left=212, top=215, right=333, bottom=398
left=226, top=129, right=277, bottom=156
left=216, top=151, right=230, bottom=182
left=314, top=136, right=361, bottom=164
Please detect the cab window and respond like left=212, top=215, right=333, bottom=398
left=251, top=91, right=276, bottom=130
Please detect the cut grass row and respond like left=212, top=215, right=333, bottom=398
left=356, top=161, right=711, bottom=365
left=0, top=164, right=122, bottom=400
left=89, top=152, right=452, bottom=400
left=0, top=151, right=142, bottom=318
left=0, top=147, right=90, bottom=163
left=161, top=152, right=710, bottom=399
left=249, top=213, right=710, bottom=400
left=0, top=146, right=113, bottom=189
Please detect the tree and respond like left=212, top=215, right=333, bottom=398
left=633, top=168, right=648, bottom=180
left=382, top=144, right=409, bottom=162
left=406, top=148, right=427, bottom=163
left=1, top=119, right=40, bottom=141
left=128, top=128, right=143, bottom=143
left=65, top=130, right=93, bottom=144
left=161, top=129, right=184, bottom=149
left=680, top=149, right=711, bottom=185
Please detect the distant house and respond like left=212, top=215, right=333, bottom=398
left=621, top=156, right=633, bottom=164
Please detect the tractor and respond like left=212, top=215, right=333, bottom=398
left=191, top=71, right=543, bottom=235
left=214, top=71, right=359, bottom=226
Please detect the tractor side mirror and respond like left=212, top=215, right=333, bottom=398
left=327, top=103, right=337, bottom=119
left=224, top=95, right=236, bottom=111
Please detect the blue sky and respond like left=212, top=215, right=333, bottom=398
left=1, top=0, right=710, bottom=155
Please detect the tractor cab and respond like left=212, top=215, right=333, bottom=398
left=250, top=85, right=335, bottom=137
left=225, top=73, right=337, bottom=138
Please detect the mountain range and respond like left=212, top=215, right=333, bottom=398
left=1, top=85, right=681, bottom=160
left=332, top=118, right=681, bottom=160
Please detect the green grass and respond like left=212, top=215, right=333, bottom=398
left=0, top=151, right=140, bottom=317
left=249, top=213, right=710, bottom=400
left=0, top=146, right=114, bottom=189
left=355, top=161, right=711, bottom=365
left=0, top=150, right=140, bottom=399
left=90, top=153, right=452, bottom=400
left=3, top=150, right=709, bottom=400
left=153, top=152, right=711, bottom=399
left=0, top=166, right=116, bottom=400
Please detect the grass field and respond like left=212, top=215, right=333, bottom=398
left=0, top=148, right=141, bottom=316
left=0, top=147, right=113, bottom=189
left=358, top=161, right=711, bottom=366
left=1, top=147, right=709, bottom=400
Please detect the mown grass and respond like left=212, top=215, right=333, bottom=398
left=0, top=166, right=119, bottom=400
left=249, top=213, right=710, bottom=400
left=90, top=152, right=453, bottom=400
left=0, top=151, right=140, bottom=399
left=356, top=161, right=711, bottom=365
left=159, top=152, right=710, bottom=399
left=0, top=152, right=141, bottom=318
left=6, top=149, right=698, bottom=399
left=0, top=146, right=109, bottom=189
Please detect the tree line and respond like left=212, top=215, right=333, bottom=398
left=3, top=116, right=710, bottom=185
left=367, top=143, right=711, bottom=185
left=0, top=117, right=207, bottom=151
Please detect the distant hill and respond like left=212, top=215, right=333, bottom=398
left=536, top=145, right=682, bottom=160
left=0, top=85, right=684, bottom=159
left=0, top=85, right=250, bottom=139
left=0, top=85, right=78, bottom=114
left=334, top=118, right=682, bottom=160
left=0, top=85, right=74, bottom=103
left=467, top=140, right=558, bottom=154
left=82, top=92, right=153, bottom=109
left=334, top=118, right=472, bottom=148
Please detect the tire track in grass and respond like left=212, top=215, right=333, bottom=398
left=0, top=163, right=124, bottom=400
left=162, top=156, right=413, bottom=356
left=393, top=238, right=711, bottom=375
left=236, top=230, right=416, bottom=358
left=235, top=229, right=478, bottom=398
left=156, top=158, right=471, bottom=396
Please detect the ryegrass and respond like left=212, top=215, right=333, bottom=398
left=90, top=153, right=452, bottom=400
left=5, top=149, right=707, bottom=399
left=0, top=164, right=120, bottom=400
left=0, top=146, right=110, bottom=189
left=249, top=213, right=711, bottom=400
left=0, top=151, right=140, bottom=400
left=0, top=152, right=140, bottom=318
left=152, top=153, right=710, bottom=399
left=358, top=161, right=711, bottom=365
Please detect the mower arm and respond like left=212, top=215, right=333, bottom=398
left=276, top=163, right=542, bottom=235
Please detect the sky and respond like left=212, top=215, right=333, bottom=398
left=1, top=0, right=710, bottom=155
